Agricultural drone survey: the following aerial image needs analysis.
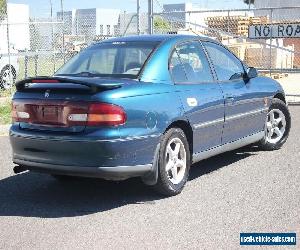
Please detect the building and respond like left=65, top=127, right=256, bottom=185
left=284, top=39, right=300, bottom=68
left=29, top=17, right=55, bottom=51
left=0, top=3, right=30, bottom=52
left=254, top=0, right=300, bottom=68
left=162, top=3, right=187, bottom=30
left=254, top=0, right=300, bottom=21
left=57, top=10, right=74, bottom=35
left=161, top=3, right=252, bottom=34
left=57, top=8, right=120, bottom=40
left=119, top=12, right=148, bottom=35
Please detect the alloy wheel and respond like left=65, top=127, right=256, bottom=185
left=265, top=109, right=286, bottom=144
left=165, top=137, right=187, bottom=185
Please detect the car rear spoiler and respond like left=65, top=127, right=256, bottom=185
left=15, top=76, right=123, bottom=93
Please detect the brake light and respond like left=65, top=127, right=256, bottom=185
left=12, top=102, right=30, bottom=122
left=11, top=100, right=126, bottom=127
left=67, top=103, right=126, bottom=126
left=87, top=103, right=126, bottom=126
left=31, top=79, right=59, bottom=83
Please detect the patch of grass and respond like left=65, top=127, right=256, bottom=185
left=17, top=56, right=65, bottom=80
left=0, top=88, right=15, bottom=98
left=0, top=55, right=65, bottom=98
left=0, top=101, right=11, bottom=125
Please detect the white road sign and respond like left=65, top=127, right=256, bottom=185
left=248, top=24, right=300, bottom=39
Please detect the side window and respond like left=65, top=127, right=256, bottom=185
left=169, top=50, right=188, bottom=83
left=169, top=41, right=213, bottom=83
left=203, top=42, right=245, bottom=81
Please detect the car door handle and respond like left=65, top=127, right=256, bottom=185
left=226, top=96, right=235, bottom=104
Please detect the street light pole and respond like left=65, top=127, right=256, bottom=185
left=137, top=0, right=140, bottom=35
left=49, top=0, right=55, bottom=73
left=60, top=0, right=65, bottom=62
left=148, top=0, right=153, bottom=34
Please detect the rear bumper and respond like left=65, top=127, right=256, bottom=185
left=13, top=158, right=152, bottom=180
left=10, top=124, right=160, bottom=180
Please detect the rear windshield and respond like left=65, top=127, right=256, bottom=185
left=55, top=41, right=159, bottom=78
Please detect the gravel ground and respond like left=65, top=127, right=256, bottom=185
left=0, top=106, right=299, bottom=250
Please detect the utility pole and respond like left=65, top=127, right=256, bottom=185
left=148, top=0, right=153, bottom=34
left=60, top=0, right=65, bottom=62
left=137, top=0, right=140, bottom=35
left=49, top=0, right=55, bottom=72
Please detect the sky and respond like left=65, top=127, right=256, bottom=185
left=8, top=0, right=248, bottom=17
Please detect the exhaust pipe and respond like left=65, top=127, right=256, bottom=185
left=13, top=165, right=28, bottom=174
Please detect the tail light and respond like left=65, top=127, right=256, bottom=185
left=12, top=101, right=126, bottom=127
left=12, top=102, right=30, bottom=123
left=67, top=103, right=126, bottom=126
left=86, top=103, right=126, bottom=126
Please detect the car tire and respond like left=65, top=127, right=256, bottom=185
left=258, top=98, right=291, bottom=151
left=0, top=65, right=16, bottom=90
left=153, top=128, right=191, bottom=196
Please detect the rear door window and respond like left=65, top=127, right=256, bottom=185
left=169, top=50, right=188, bottom=83
left=170, top=41, right=213, bottom=83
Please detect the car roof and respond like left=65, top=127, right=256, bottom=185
left=99, top=34, right=216, bottom=44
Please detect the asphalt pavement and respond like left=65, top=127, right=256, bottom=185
left=0, top=106, right=299, bottom=250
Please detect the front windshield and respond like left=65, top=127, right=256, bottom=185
left=55, top=41, right=159, bottom=78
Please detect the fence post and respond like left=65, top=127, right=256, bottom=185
left=24, top=56, right=28, bottom=78
left=148, top=0, right=153, bottom=34
left=34, top=54, right=38, bottom=76
left=6, top=14, right=13, bottom=94
left=60, top=0, right=66, bottom=63
left=227, top=10, right=230, bottom=33
left=269, top=8, right=273, bottom=76
left=137, top=0, right=140, bottom=35
left=227, top=10, right=230, bottom=45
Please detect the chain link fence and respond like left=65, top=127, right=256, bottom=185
left=152, top=5, right=300, bottom=102
left=0, top=1, right=144, bottom=95
left=0, top=1, right=300, bottom=102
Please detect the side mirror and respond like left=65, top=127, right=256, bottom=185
left=246, top=67, right=258, bottom=79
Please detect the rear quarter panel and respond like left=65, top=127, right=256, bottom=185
left=96, top=82, right=185, bottom=164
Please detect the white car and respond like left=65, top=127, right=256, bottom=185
left=0, top=51, right=19, bottom=89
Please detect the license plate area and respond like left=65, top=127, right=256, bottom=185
left=15, top=99, right=90, bottom=130
left=36, top=105, right=64, bottom=125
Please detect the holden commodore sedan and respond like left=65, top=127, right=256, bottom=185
left=10, top=35, right=291, bottom=196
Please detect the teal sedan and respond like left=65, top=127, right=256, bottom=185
left=10, top=35, right=291, bottom=196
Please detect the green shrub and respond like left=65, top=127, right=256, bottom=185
left=0, top=101, right=11, bottom=124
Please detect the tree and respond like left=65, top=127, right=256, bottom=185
left=0, top=0, right=7, bottom=21
left=154, top=16, right=171, bottom=32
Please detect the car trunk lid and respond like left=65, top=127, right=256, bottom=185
left=13, top=76, right=126, bottom=133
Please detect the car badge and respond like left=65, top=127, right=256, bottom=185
left=45, top=90, right=50, bottom=98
